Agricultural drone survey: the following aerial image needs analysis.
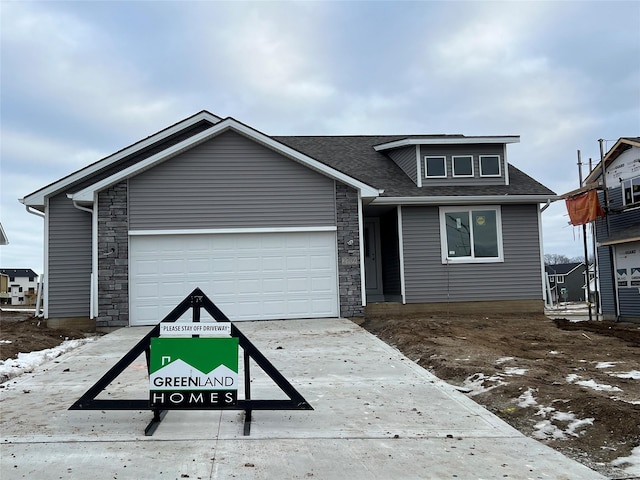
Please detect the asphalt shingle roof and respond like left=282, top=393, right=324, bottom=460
left=274, top=135, right=556, bottom=198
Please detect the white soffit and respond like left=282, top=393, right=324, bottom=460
left=374, top=136, right=520, bottom=151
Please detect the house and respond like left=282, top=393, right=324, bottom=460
left=0, top=268, right=39, bottom=306
left=584, top=137, right=640, bottom=321
left=20, top=111, right=557, bottom=329
left=545, top=262, right=587, bottom=303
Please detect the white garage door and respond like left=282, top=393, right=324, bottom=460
left=129, top=231, right=338, bottom=325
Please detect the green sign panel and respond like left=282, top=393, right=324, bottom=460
left=149, top=337, right=239, bottom=408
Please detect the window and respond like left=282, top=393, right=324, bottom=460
left=425, top=156, right=447, bottom=178
left=480, top=155, right=501, bottom=177
left=622, top=176, right=640, bottom=206
left=556, top=275, right=565, bottom=284
left=440, top=206, right=503, bottom=263
left=9, top=276, right=15, bottom=282
left=453, top=156, right=473, bottom=177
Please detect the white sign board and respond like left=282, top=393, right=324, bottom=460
left=160, top=323, right=231, bottom=337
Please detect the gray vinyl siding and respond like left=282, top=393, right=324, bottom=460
left=402, top=204, right=542, bottom=303
left=387, top=147, right=417, bottom=185
left=128, top=130, right=336, bottom=230
left=420, top=144, right=506, bottom=186
left=47, top=193, right=92, bottom=317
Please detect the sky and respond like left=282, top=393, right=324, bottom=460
left=1, top=0, right=639, bottom=276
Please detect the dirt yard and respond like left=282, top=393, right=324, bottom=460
left=362, top=312, right=640, bottom=478
left=1, top=308, right=639, bottom=477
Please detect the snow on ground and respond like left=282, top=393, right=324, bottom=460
left=463, top=373, right=506, bottom=395
left=496, top=356, right=515, bottom=364
left=519, top=388, right=595, bottom=440
left=611, top=445, right=640, bottom=476
left=504, top=367, right=528, bottom=375
left=610, top=370, right=640, bottom=380
left=595, top=361, right=618, bottom=369
left=0, top=338, right=96, bottom=384
left=566, top=373, right=624, bottom=392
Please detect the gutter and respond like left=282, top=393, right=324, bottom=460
left=371, top=195, right=559, bottom=206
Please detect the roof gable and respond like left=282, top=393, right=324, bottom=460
left=70, top=118, right=380, bottom=204
left=21, top=111, right=223, bottom=208
left=584, top=137, right=640, bottom=184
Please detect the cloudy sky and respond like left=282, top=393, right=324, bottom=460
left=1, top=0, right=639, bottom=275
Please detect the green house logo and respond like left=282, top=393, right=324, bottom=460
left=149, top=337, right=239, bottom=408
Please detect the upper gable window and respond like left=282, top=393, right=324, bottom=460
left=452, top=156, right=473, bottom=177
left=480, top=155, right=501, bottom=177
left=622, top=176, right=640, bottom=206
left=425, top=156, right=446, bottom=178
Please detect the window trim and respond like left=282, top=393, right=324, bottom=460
left=452, top=155, right=474, bottom=178
left=556, top=275, right=565, bottom=284
left=439, top=205, right=504, bottom=264
left=479, top=155, right=502, bottom=177
left=622, top=176, right=640, bottom=206
left=424, top=156, right=447, bottom=178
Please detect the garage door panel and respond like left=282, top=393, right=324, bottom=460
left=130, top=232, right=338, bottom=325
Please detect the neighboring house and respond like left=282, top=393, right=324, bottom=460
left=585, top=137, right=640, bottom=321
left=0, top=224, right=8, bottom=304
left=20, top=111, right=557, bottom=329
left=0, top=268, right=38, bottom=306
left=545, top=262, right=587, bottom=303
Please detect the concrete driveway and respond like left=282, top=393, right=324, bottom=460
left=0, top=318, right=605, bottom=479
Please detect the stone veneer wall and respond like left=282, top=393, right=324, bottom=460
left=97, top=181, right=129, bottom=328
left=336, top=183, right=363, bottom=317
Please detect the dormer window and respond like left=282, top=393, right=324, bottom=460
left=480, top=155, right=501, bottom=177
left=425, top=156, right=446, bottom=178
left=453, top=156, right=473, bottom=177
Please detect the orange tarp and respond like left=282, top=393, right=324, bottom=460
left=565, top=190, right=605, bottom=226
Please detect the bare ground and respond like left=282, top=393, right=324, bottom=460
left=1, top=309, right=639, bottom=477
left=361, top=312, right=640, bottom=478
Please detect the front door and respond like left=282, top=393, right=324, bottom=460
left=364, top=218, right=383, bottom=299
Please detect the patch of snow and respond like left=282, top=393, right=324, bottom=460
left=0, top=338, right=96, bottom=383
left=611, top=445, right=640, bottom=476
left=595, top=361, right=617, bottom=369
left=463, top=373, right=506, bottom=396
left=0, top=340, right=12, bottom=344
left=504, top=367, right=528, bottom=376
left=517, top=388, right=537, bottom=407
left=535, top=405, right=555, bottom=417
left=549, top=351, right=559, bottom=355
left=496, top=356, right=514, bottom=364
left=551, top=412, right=594, bottom=436
left=533, top=420, right=566, bottom=440
left=566, top=373, right=580, bottom=383
left=610, top=370, right=640, bottom=380
left=611, top=396, right=640, bottom=405
left=575, top=379, right=622, bottom=392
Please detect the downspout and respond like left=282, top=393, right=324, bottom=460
left=25, top=206, right=45, bottom=317
left=538, top=202, right=549, bottom=307
left=71, top=199, right=96, bottom=320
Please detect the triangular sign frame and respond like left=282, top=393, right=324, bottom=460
left=69, top=288, right=313, bottom=435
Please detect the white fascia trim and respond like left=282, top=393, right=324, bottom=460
left=371, top=195, right=560, bottom=206
left=73, top=119, right=380, bottom=203
left=503, top=145, right=510, bottom=185
left=374, top=136, right=520, bottom=151
left=128, top=226, right=338, bottom=236
left=21, top=111, right=222, bottom=207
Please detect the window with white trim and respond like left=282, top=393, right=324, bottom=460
left=452, top=155, right=473, bottom=177
left=425, top=156, right=447, bottom=178
left=480, top=155, right=501, bottom=177
left=440, top=206, right=503, bottom=263
left=622, top=176, right=640, bottom=206
left=556, top=275, right=565, bottom=284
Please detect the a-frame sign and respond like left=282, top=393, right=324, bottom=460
left=69, top=288, right=313, bottom=435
